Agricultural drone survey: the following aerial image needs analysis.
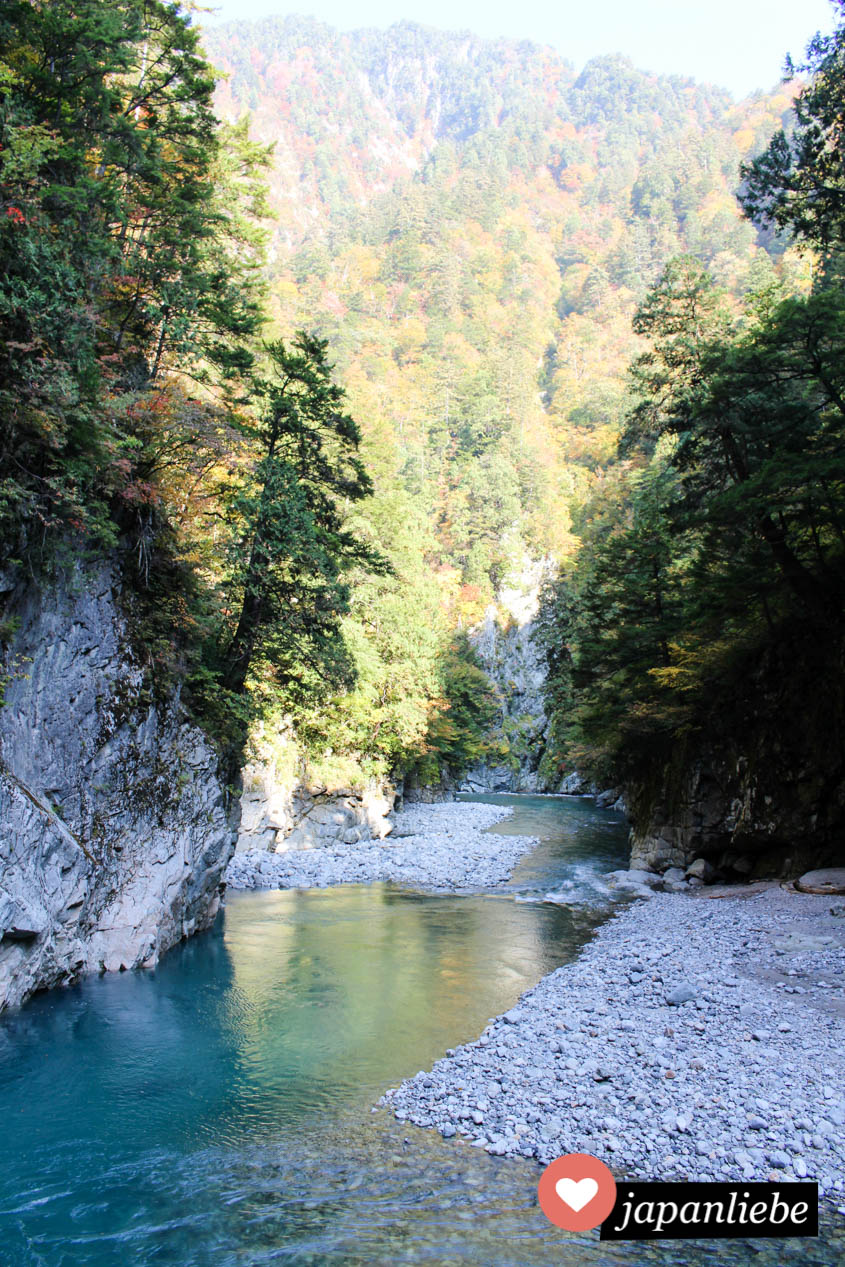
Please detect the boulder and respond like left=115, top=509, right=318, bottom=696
left=662, top=867, right=687, bottom=883
left=605, top=869, right=662, bottom=893
left=666, top=983, right=697, bottom=1006
left=795, top=869, right=845, bottom=895
left=629, top=869, right=662, bottom=888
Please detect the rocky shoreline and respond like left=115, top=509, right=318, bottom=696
left=226, top=793, right=845, bottom=1210
left=383, top=885, right=845, bottom=1207
left=225, top=801, right=538, bottom=892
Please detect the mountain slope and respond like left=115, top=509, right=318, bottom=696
left=203, top=18, right=798, bottom=602
left=198, top=18, right=807, bottom=792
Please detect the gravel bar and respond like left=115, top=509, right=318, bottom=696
left=225, top=801, right=538, bottom=892
left=383, top=886, right=845, bottom=1205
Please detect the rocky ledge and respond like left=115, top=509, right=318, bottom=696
left=383, top=886, right=845, bottom=1205
left=225, top=801, right=537, bottom=892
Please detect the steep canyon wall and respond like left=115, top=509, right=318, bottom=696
left=0, top=564, right=238, bottom=1012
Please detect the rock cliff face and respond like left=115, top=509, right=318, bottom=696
left=628, top=741, right=845, bottom=880
left=237, top=763, right=394, bottom=852
left=627, top=629, right=845, bottom=880
left=460, top=561, right=552, bottom=794
left=0, top=564, right=238, bottom=1012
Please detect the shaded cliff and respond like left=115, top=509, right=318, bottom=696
left=0, top=564, right=238, bottom=1012
left=627, top=630, right=845, bottom=879
left=460, top=562, right=553, bottom=793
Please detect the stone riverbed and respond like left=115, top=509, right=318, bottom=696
left=384, top=885, right=845, bottom=1208
left=225, top=801, right=539, bottom=892
left=226, top=798, right=845, bottom=1209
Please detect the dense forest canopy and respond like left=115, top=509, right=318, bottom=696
left=0, top=2, right=513, bottom=783
left=538, top=2, right=845, bottom=811
left=3, top=1, right=836, bottom=799
left=202, top=17, right=800, bottom=621
left=0, top=0, right=390, bottom=769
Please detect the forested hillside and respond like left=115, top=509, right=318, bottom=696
left=204, top=20, right=798, bottom=600
left=0, top=0, right=392, bottom=782
left=538, top=10, right=845, bottom=875
left=5, top=3, right=834, bottom=814
left=201, top=16, right=804, bottom=787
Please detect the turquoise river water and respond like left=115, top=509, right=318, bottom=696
left=0, top=794, right=841, bottom=1266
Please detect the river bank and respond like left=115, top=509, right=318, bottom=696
left=5, top=790, right=843, bottom=1263
left=225, top=801, right=540, bottom=891
left=384, top=884, right=845, bottom=1205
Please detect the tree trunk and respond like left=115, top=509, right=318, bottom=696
left=221, top=537, right=268, bottom=695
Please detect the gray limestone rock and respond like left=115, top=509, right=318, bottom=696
left=559, top=771, right=587, bottom=795
left=666, top=984, right=697, bottom=1006
left=460, top=561, right=554, bottom=794
left=795, top=869, right=845, bottom=896
left=0, top=563, right=237, bottom=1012
left=238, top=767, right=395, bottom=855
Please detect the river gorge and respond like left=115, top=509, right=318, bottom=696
left=4, top=3, right=845, bottom=1262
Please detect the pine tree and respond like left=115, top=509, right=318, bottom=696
left=0, top=0, right=269, bottom=551
left=219, top=333, right=387, bottom=699
left=740, top=1, right=845, bottom=254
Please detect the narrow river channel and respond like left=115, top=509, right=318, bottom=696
left=0, top=796, right=840, bottom=1265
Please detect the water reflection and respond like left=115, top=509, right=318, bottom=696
left=0, top=796, right=839, bottom=1264
left=222, top=883, right=610, bottom=1114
